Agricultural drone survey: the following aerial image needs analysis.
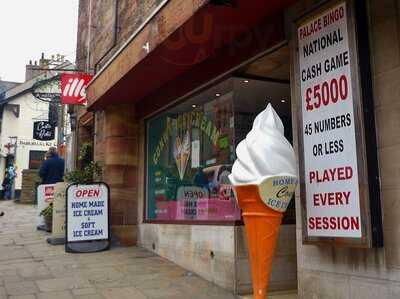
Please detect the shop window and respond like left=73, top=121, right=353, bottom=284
left=146, top=80, right=241, bottom=222
left=29, top=150, right=47, bottom=169
left=146, top=73, right=295, bottom=224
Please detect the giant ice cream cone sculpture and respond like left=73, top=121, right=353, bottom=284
left=229, top=104, right=298, bottom=299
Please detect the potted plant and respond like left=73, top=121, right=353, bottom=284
left=40, top=203, right=53, bottom=232
left=64, top=161, right=102, bottom=184
left=65, top=142, right=102, bottom=184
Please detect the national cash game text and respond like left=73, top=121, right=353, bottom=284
left=298, top=2, right=362, bottom=238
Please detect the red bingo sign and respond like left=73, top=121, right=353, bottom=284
left=61, top=73, right=92, bottom=105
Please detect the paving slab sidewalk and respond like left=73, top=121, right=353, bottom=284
left=0, top=201, right=239, bottom=299
left=0, top=201, right=297, bottom=299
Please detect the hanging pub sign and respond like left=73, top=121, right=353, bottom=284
left=295, top=1, right=382, bottom=247
left=61, top=73, right=92, bottom=105
left=33, top=121, right=55, bottom=141
left=31, top=75, right=61, bottom=102
left=66, top=183, right=110, bottom=253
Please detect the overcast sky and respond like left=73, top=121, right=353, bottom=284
left=0, top=0, right=79, bottom=83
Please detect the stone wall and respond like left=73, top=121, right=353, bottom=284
left=101, top=104, right=138, bottom=245
left=76, top=0, right=164, bottom=73
left=19, top=169, right=41, bottom=204
left=138, top=224, right=237, bottom=291
left=74, top=0, right=167, bottom=120
left=292, top=1, right=400, bottom=298
left=137, top=219, right=297, bottom=294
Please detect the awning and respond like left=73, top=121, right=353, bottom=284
left=86, top=0, right=296, bottom=113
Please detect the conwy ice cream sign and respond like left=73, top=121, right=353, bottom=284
left=296, top=1, right=382, bottom=247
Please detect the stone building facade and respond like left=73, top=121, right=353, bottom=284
left=73, top=0, right=400, bottom=297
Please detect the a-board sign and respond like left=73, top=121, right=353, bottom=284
left=295, top=1, right=382, bottom=247
left=66, top=183, right=110, bottom=253
left=47, top=182, right=68, bottom=245
left=37, top=184, right=55, bottom=228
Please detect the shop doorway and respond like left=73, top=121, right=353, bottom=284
left=233, top=45, right=294, bottom=224
left=233, top=45, right=297, bottom=293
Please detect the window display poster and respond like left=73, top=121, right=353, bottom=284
left=298, top=2, right=361, bottom=238
left=147, top=96, right=241, bottom=222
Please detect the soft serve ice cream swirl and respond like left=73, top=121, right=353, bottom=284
left=229, top=104, right=297, bottom=186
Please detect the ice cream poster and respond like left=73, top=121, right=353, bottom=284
left=152, top=111, right=221, bottom=167
left=173, top=131, right=191, bottom=180
left=146, top=106, right=240, bottom=221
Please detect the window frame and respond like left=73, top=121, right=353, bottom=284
left=28, top=150, right=47, bottom=170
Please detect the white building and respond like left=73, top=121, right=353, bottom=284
left=0, top=55, right=73, bottom=198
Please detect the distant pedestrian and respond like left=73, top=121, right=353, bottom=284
left=39, top=147, right=65, bottom=184
left=2, top=167, right=15, bottom=200
left=44, top=151, right=51, bottom=160
left=2, top=171, right=11, bottom=200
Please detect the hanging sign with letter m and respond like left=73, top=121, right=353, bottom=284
left=61, top=73, right=92, bottom=105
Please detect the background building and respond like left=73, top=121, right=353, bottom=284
left=0, top=54, right=72, bottom=198
left=72, top=0, right=400, bottom=297
left=0, top=80, right=19, bottom=94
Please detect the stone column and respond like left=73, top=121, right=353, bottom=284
left=102, top=104, right=138, bottom=246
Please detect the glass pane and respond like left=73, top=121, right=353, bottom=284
left=232, top=77, right=295, bottom=224
left=29, top=150, right=47, bottom=169
left=146, top=81, right=241, bottom=222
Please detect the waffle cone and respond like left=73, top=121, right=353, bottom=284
left=234, top=184, right=283, bottom=299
